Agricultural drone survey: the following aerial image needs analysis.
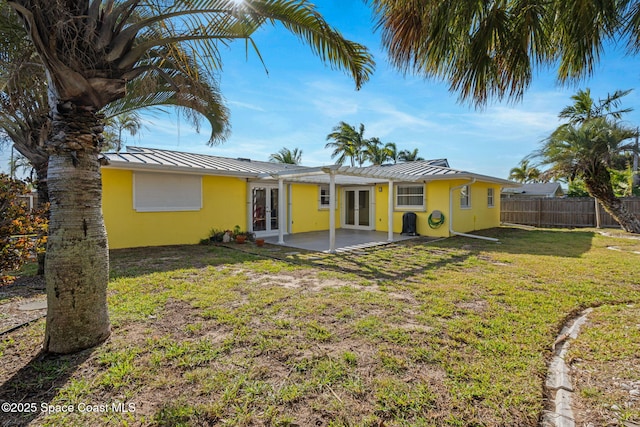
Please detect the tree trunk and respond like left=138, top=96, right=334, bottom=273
left=43, top=106, right=110, bottom=354
left=585, top=168, right=640, bottom=234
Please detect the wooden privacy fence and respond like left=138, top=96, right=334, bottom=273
left=500, top=197, right=640, bottom=228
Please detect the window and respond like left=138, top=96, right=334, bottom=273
left=460, top=185, right=471, bottom=208
left=396, top=184, right=425, bottom=209
left=487, top=188, right=495, bottom=208
left=319, top=185, right=331, bottom=209
left=133, top=172, right=202, bottom=212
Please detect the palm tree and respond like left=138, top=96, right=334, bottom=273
left=508, top=160, right=542, bottom=183
left=536, top=117, right=640, bottom=233
left=559, top=88, right=633, bottom=125
left=104, top=112, right=144, bottom=152
left=7, top=0, right=374, bottom=354
left=367, top=0, right=637, bottom=105
left=0, top=3, right=231, bottom=206
left=325, top=122, right=368, bottom=167
left=269, top=147, right=302, bottom=164
left=398, top=148, right=424, bottom=162
left=363, top=137, right=392, bottom=165
left=385, top=141, right=398, bottom=164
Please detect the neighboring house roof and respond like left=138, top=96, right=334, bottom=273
left=102, top=147, right=517, bottom=187
left=502, top=182, right=565, bottom=197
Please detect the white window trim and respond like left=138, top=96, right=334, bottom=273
left=133, top=172, right=202, bottom=212
left=318, top=185, right=335, bottom=210
left=395, top=183, right=426, bottom=211
left=460, top=185, right=471, bottom=209
left=487, top=188, right=495, bottom=208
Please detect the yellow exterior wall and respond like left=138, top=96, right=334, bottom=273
left=289, top=183, right=339, bottom=233
left=102, top=168, right=247, bottom=249
left=374, top=180, right=502, bottom=238
left=449, top=180, right=501, bottom=233
left=103, top=168, right=504, bottom=249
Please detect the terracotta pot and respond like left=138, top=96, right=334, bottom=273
left=236, top=235, right=246, bottom=244
left=255, top=238, right=265, bottom=247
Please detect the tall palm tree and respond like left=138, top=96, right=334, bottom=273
left=325, top=121, right=368, bottom=166
left=363, top=137, right=393, bottom=165
left=508, top=159, right=542, bottom=183
left=367, top=0, right=636, bottom=105
left=0, top=2, right=232, bottom=206
left=536, top=117, right=640, bottom=233
left=385, top=141, right=398, bottom=164
left=559, top=88, right=633, bottom=125
left=398, top=148, right=424, bottom=162
left=104, top=112, right=143, bottom=152
left=269, top=147, right=302, bottom=164
left=7, top=0, right=374, bottom=354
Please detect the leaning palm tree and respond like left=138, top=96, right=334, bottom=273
left=368, top=0, right=633, bottom=105
left=325, top=121, right=368, bottom=166
left=269, top=147, right=302, bottom=164
left=535, top=117, right=640, bottom=233
left=7, top=0, right=374, bottom=354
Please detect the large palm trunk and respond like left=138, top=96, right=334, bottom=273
left=43, top=108, right=110, bottom=354
left=585, top=167, right=640, bottom=234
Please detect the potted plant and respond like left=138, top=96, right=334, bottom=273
left=233, top=225, right=254, bottom=244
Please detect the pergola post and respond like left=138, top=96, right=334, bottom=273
left=388, top=180, right=394, bottom=242
left=329, top=171, right=336, bottom=253
left=278, top=178, right=285, bottom=244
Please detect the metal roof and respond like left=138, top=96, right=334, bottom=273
left=102, top=146, right=517, bottom=186
left=101, top=147, right=306, bottom=177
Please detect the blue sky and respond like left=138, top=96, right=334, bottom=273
left=2, top=1, right=640, bottom=180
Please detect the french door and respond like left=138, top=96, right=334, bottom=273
left=343, top=187, right=373, bottom=229
left=251, top=185, right=279, bottom=236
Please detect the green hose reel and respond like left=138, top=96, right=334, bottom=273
left=428, top=210, right=445, bottom=229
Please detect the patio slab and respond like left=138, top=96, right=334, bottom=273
left=263, top=229, right=421, bottom=253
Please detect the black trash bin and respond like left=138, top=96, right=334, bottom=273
left=401, top=212, right=418, bottom=236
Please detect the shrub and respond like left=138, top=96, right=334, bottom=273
left=0, top=174, right=48, bottom=284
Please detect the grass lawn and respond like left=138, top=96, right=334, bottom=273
left=1, top=227, right=639, bottom=426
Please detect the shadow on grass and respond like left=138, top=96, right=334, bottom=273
left=106, top=228, right=595, bottom=283
left=434, top=227, right=595, bottom=258
left=0, top=348, right=94, bottom=427
left=109, top=244, right=259, bottom=279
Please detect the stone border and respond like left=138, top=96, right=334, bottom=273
left=542, top=308, right=593, bottom=427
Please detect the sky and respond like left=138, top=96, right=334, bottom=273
left=2, top=1, right=640, bottom=180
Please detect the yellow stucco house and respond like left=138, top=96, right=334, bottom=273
left=101, top=147, right=518, bottom=251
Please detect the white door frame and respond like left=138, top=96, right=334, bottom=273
left=341, top=186, right=375, bottom=230
left=249, top=183, right=282, bottom=237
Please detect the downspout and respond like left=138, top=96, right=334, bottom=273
left=278, top=178, right=285, bottom=245
left=329, top=171, right=336, bottom=253
left=449, top=178, right=499, bottom=242
left=387, top=180, right=394, bottom=242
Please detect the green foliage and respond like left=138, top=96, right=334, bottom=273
left=0, top=174, right=47, bottom=283
left=567, top=179, right=590, bottom=197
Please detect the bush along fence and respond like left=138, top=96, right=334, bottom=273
left=500, top=197, right=640, bottom=228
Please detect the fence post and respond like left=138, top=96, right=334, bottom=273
left=537, top=198, right=541, bottom=228
left=594, top=198, right=601, bottom=228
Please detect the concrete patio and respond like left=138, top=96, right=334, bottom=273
left=263, top=229, right=422, bottom=253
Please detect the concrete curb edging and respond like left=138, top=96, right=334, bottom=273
left=542, top=308, right=593, bottom=427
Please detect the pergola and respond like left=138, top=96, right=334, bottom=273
left=263, top=164, right=479, bottom=253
